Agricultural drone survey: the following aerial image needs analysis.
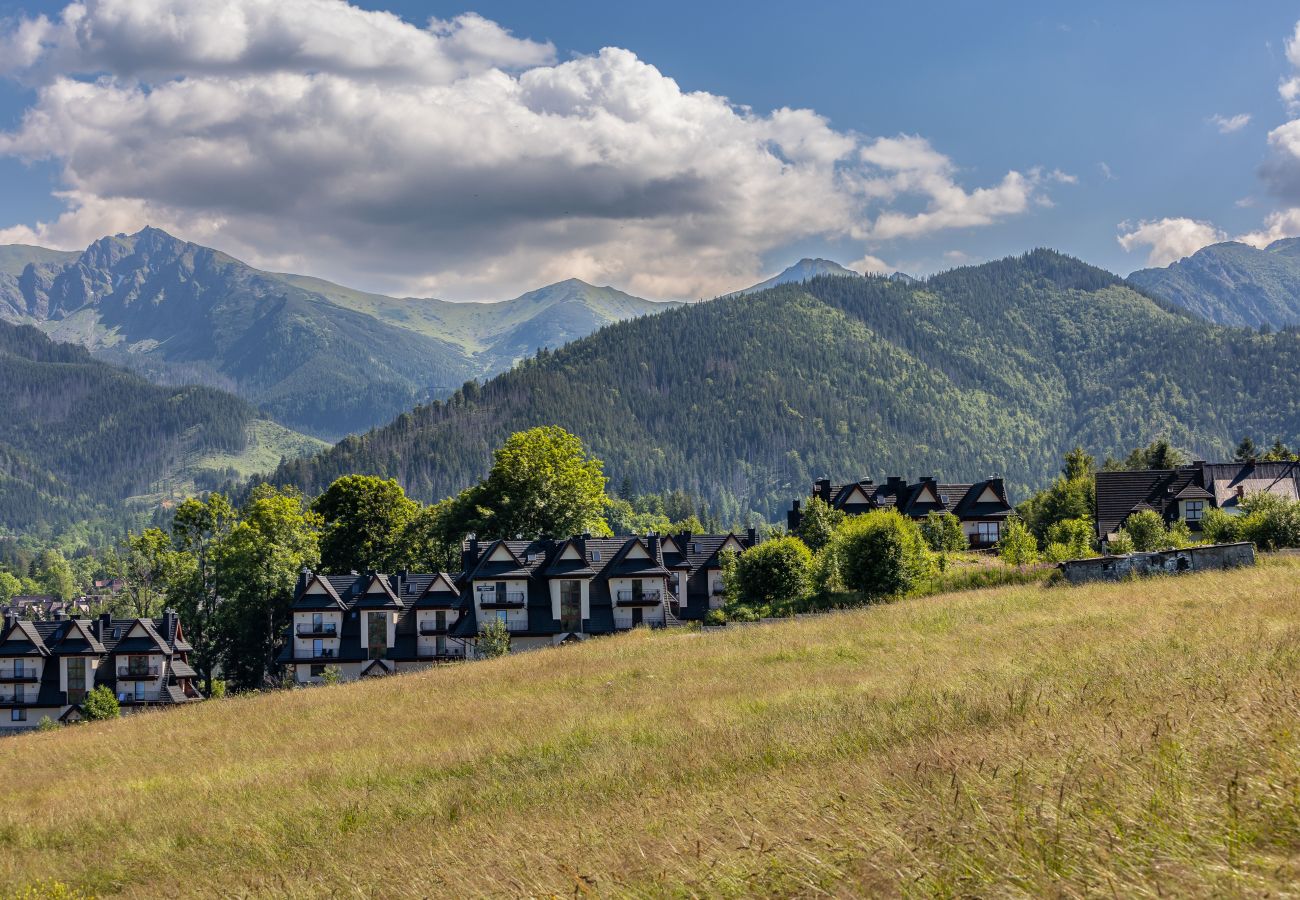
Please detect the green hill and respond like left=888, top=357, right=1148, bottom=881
left=267, top=249, right=1300, bottom=521
left=1128, top=238, right=1300, bottom=328
left=0, top=229, right=676, bottom=438
left=4, top=560, right=1298, bottom=895
left=0, top=319, right=323, bottom=538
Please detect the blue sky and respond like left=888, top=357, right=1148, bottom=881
left=0, top=1, right=1297, bottom=297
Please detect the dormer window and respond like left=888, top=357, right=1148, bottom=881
left=690, top=543, right=699, bottom=553
left=1185, top=500, right=1205, bottom=522
left=591, top=550, right=601, bottom=562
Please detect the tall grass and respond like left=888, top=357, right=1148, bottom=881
left=4, top=558, right=1300, bottom=897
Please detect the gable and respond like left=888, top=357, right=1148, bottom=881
left=977, top=486, right=1000, bottom=503
left=660, top=537, right=680, bottom=555
left=624, top=541, right=650, bottom=559
left=560, top=545, right=583, bottom=561
left=423, top=573, right=457, bottom=595
left=364, top=575, right=392, bottom=596
left=720, top=535, right=743, bottom=553
left=844, top=485, right=870, bottom=504
left=64, top=621, right=94, bottom=644
left=916, top=485, right=938, bottom=503
left=306, top=580, right=329, bottom=595
left=124, top=622, right=152, bottom=641
left=488, top=544, right=517, bottom=563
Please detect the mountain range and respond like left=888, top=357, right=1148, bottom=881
left=1128, top=238, right=1300, bottom=329
left=266, top=250, right=1300, bottom=522
left=0, top=228, right=676, bottom=438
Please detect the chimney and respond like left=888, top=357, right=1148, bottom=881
left=1, top=612, right=13, bottom=635
left=162, top=609, right=177, bottom=639
left=791, top=499, right=801, bottom=512
left=886, top=475, right=904, bottom=492
left=98, top=611, right=112, bottom=640
left=745, top=527, right=758, bottom=547
left=647, top=532, right=660, bottom=559
left=461, top=533, right=480, bottom=574
left=814, top=477, right=831, bottom=501
left=921, top=475, right=937, bottom=484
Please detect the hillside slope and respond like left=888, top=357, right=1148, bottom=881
left=1128, top=238, right=1300, bottom=328
left=1, top=229, right=675, bottom=437
left=4, top=561, right=1299, bottom=896
left=0, top=320, right=322, bottom=536
left=268, top=250, right=1300, bottom=520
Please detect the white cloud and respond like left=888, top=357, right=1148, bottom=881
left=849, top=253, right=890, bottom=274
left=0, top=0, right=1064, bottom=299
left=1209, top=113, right=1251, bottom=134
left=1116, top=217, right=1226, bottom=267
left=1098, top=161, right=1115, bottom=181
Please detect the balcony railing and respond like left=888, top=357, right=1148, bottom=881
left=615, top=590, right=662, bottom=606
left=117, top=665, right=161, bottom=680
left=416, top=648, right=465, bottom=660
left=299, top=649, right=338, bottom=660
left=480, top=592, right=526, bottom=608
left=0, top=668, right=39, bottom=682
left=419, top=622, right=455, bottom=635
left=0, top=690, right=28, bottom=704
left=296, top=623, right=338, bottom=637
left=117, top=689, right=164, bottom=703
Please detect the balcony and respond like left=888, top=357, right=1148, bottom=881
left=0, top=690, right=28, bottom=704
left=418, top=622, right=454, bottom=635
left=416, top=648, right=465, bottom=661
left=297, top=648, right=338, bottom=661
left=615, top=590, right=663, bottom=606
left=480, top=592, right=526, bottom=609
left=0, top=668, right=39, bottom=683
left=117, top=689, right=164, bottom=703
left=116, top=665, right=161, bottom=680
left=296, top=623, right=338, bottom=637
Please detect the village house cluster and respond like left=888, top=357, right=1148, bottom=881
left=0, top=611, right=203, bottom=731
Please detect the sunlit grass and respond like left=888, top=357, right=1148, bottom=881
left=3, top=558, right=1300, bottom=897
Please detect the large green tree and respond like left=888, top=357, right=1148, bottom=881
left=110, top=529, right=184, bottom=618
left=831, top=510, right=935, bottom=600
left=729, top=536, right=813, bottom=615
left=169, top=493, right=237, bottom=693
left=313, top=475, right=418, bottom=574
left=215, top=485, right=320, bottom=691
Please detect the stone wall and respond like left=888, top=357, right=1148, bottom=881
left=1058, top=542, right=1256, bottom=586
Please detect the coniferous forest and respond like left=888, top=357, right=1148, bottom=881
left=265, top=250, right=1300, bottom=523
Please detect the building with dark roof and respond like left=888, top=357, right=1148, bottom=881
left=279, top=530, right=759, bottom=685
left=786, top=476, right=1015, bottom=547
left=1095, top=460, right=1300, bottom=542
left=0, top=610, right=203, bottom=731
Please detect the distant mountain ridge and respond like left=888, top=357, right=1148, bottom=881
left=736, top=258, right=861, bottom=295
left=0, top=229, right=677, bottom=437
left=1128, top=238, right=1300, bottom=328
left=266, top=249, right=1300, bottom=523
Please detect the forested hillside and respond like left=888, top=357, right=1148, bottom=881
left=1128, top=238, right=1300, bottom=328
left=266, top=250, right=1300, bottom=522
left=0, top=320, right=319, bottom=538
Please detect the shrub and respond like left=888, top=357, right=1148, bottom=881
left=703, top=609, right=727, bottom=626
left=320, top=665, right=343, bottom=686
left=208, top=679, right=227, bottom=699
left=1165, top=520, right=1195, bottom=549
left=997, top=518, right=1039, bottom=568
left=477, top=617, right=511, bottom=659
left=1200, top=506, right=1242, bottom=544
left=82, top=685, right=120, bottom=721
left=729, top=536, right=813, bottom=615
left=1122, top=510, right=1168, bottom=552
left=1045, top=517, right=1095, bottom=559
left=795, top=497, right=844, bottom=552
left=1108, top=531, right=1136, bottom=554
left=920, top=511, right=967, bottom=553
left=1239, top=494, right=1300, bottom=551
left=37, top=716, right=60, bottom=732
left=832, top=509, right=935, bottom=600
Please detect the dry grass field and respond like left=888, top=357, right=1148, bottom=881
left=5, top=559, right=1300, bottom=897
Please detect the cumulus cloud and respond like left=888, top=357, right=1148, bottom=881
left=1116, top=217, right=1226, bottom=267
left=1209, top=113, right=1251, bottom=134
left=0, top=0, right=1063, bottom=299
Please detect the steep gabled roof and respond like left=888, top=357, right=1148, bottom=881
left=293, top=573, right=348, bottom=610
left=353, top=574, right=404, bottom=609
left=43, top=619, right=106, bottom=656
left=110, top=619, right=171, bottom=655
left=605, top=537, right=671, bottom=578
left=0, top=619, right=50, bottom=656
left=413, top=573, right=461, bottom=607
left=463, top=539, right=533, bottom=580
left=543, top=539, right=597, bottom=577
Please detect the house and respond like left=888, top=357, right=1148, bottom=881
left=0, top=610, right=203, bottom=731
left=786, top=476, right=1015, bottom=548
left=1095, top=460, right=1300, bottom=543
left=280, top=530, right=760, bottom=686
left=2, top=595, right=105, bottom=621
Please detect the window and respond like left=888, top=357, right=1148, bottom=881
left=368, top=613, right=387, bottom=660
left=128, top=655, right=150, bottom=676
left=313, top=638, right=323, bottom=658
left=10, top=708, right=24, bottom=722
left=67, top=657, right=85, bottom=705
left=1185, top=500, right=1205, bottom=522
left=435, top=613, right=447, bottom=655
left=977, top=521, right=1001, bottom=544
left=134, top=681, right=145, bottom=701
left=560, top=580, right=582, bottom=631
left=591, top=550, right=601, bottom=562
left=310, top=664, right=325, bottom=677
left=312, top=612, right=323, bottom=630
left=497, top=610, right=509, bottom=625
left=495, top=581, right=508, bottom=603
left=632, top=579, right=644, bottom=602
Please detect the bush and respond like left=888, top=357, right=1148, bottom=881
left=37, top=716, right=60, bottom=732
left=703, top=609, right=727, bottom=626
left=477, top=617, right=511, bottom=659
left=997, top=518, right=1039, bottom=568
left=1165, top=520, right=1195, bottom=549
left=320, top=665, right=343, bottom=686
left=82, top=685, right=120, bottom=721
left=729, top=536, right=813, bottom=615
left=1239, top=494, right=1300, bottom=551
left=1122, top=510, right=1168, bottom=552
left=795, top=497, right=844, bottom=553
left=1200, top=506, right=1242, bottom=544
left=208, top=679, right=227, bottom=699
left=1045, top=517, right=1095, bottom=559
left=920, top=511, right=967, bottom=553
left=832, top=509, right=935, bottom=600
left=1107, top=531, right=1136, bottom=554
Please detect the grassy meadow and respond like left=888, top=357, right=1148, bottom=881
left=5, top=559, right=1300, bottom=897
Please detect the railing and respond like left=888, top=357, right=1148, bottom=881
left=615, top=590, right=662, bottom=605
left=0, top=668, right=39, bottom=682
left=116, top=665, right=161, bottom=679
left=117, top=688, right=164, bottom=703
left=302, top=649, right=337, bottom=660
left=0, top=690, right=27, bottom=704
left=480, top=592, right=526, bottom=607
left=504, top=619, right=530, bottom=633
left=418, top=623, right=455, bottom=635
left=416, top=647, right=465, bottom=660
left=296, top=623, right=338, bottom=637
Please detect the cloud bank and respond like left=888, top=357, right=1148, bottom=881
left=0, top=0, right=1063, bottom=299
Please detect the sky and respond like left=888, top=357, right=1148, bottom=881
left=0, top=1, right=1298, bottom=301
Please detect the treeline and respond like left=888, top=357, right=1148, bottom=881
left=263, top=249, right=1300, bottom=523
